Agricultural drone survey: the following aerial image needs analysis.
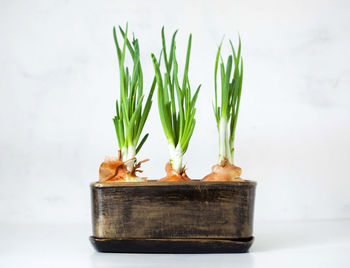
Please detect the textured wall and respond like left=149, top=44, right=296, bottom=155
left=0, top=0, right=349, bottom=223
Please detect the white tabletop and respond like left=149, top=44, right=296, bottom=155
left=1, top=219, right=349, bottom=268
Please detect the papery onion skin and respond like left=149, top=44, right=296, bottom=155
left=99, top=155, right=147, bottom=182
left=158, top=162, right=191, bottom=182
left=202, top=158, right=243, bottom=181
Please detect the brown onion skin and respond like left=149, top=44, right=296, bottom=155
left=99, top=155, right=147, bottom=182
left=158, top=162, right=191, bottom=181
left=202, top=158, right=243, bottom=181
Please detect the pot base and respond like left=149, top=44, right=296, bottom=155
left=90, top=236, right=254, bottom=253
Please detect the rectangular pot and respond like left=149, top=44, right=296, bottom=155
left=90, top=180, right=256, bottom=253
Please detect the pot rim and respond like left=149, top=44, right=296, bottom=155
left=91, top=179, right=257, bottom=188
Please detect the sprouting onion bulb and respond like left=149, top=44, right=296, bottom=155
left=112, top=24, right=156, bottom=171
left=213, top=38, right=243, bottom=164
left=151, top=28, right=200, bottom=174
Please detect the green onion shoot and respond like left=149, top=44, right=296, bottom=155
left=151, top=28, right=200, bottom=181
left=99, top=24, right=156, bottom=182
left=202, top=37, right=244, bottom=181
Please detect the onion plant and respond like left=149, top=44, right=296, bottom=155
left=151, top=28, right=200, bottom=178
left=203, top=37, right=243, bottom=181
left=214, top=38, right=243, bottom=163
left=112, top=24, right=156, bottom=172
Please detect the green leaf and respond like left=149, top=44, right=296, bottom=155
left=168, top=30, right=178, bottom=71
left=152, top=53, right=173, bottom=142
left=190, top=85, right=201, bottom=109
left=136, top=133, right=149, bottom=154
left=113, top=27, right=122, bottom=62
left=161, top=27, right=169, bottom=72
left=214, top=41, right=223, bottom=112
left=118, top=25, right=135, bottom=58
left=182, top=34, right=192, bottom=91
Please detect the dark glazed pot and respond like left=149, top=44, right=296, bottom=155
left=90, top=180, right=256, bottom=253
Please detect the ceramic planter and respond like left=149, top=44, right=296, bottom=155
left=90, top=180, right=256, bottom=253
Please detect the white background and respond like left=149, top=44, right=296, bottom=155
left=1, top=0, right=350, bottom=227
